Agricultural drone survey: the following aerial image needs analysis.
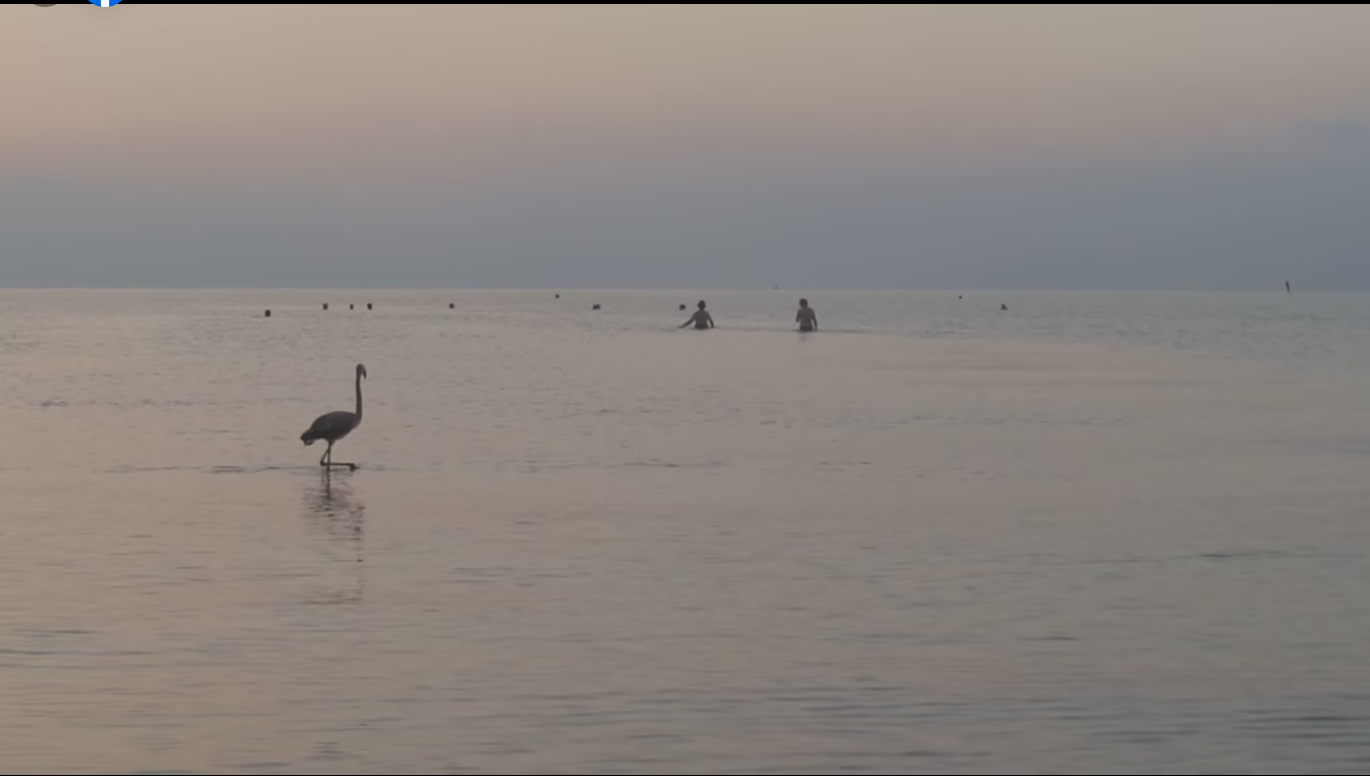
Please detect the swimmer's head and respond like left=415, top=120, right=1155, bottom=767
left=799, top=298, right=808, bottom=307
left=698, top=300, right=706, bottom=309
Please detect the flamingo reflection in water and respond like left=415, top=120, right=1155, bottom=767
left=301, top=470, right=365, bottom=605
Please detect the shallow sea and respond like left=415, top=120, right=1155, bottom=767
left=1, top=289, right=1369, bottom=775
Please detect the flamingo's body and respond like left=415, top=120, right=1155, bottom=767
left=302, top=364, right=367, bottom=470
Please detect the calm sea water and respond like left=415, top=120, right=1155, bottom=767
left=2, top=289, right=1370, bottom=775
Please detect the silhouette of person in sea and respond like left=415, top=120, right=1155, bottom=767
left=796, top=298, right=817, bottom=332
left=680, top=300, right=714, bottom=330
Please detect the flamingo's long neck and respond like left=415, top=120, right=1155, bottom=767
left=354, top=371, right=364, bottom=421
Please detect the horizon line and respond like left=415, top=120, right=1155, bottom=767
left=0, top=286, right=1345, bottom=293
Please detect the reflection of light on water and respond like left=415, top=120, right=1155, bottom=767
left=301, top=469, right=364, bottom=605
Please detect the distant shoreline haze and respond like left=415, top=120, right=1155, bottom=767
left=4, top=5, right=1369, bottom=290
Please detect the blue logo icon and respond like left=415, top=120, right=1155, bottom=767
left=90, top=0, right=123, bottom=5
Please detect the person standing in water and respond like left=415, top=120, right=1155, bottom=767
left=796, top=298, right=817, bottom=332
left=680, top=300, right=715, bottom=329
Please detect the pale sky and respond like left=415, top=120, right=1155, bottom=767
left=3, top=3, right=1369, bottom=289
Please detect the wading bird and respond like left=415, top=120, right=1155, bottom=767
left=301, top=364, right=367, bottom=471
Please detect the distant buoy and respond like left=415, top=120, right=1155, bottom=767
left=679, top=303, right=686, bottom=310
left=350, top=304, right=355, bottom=310
left=449, top=302, right=455, bottom=309
left=1001, top=304, right=1008, bottom=311
left=323, top=303, right=329, bottom=310
left=367, top=303, right=373, bottom=310
left=264, top=309, right=272, bottom=317
left=555, top=294, right=560, bottom=299
left=593, top=303, right=601, bottom=310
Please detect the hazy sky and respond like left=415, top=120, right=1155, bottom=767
left=4, top=3, right=1370, bottom=289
